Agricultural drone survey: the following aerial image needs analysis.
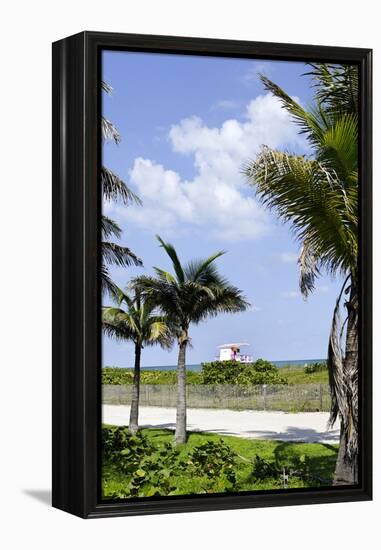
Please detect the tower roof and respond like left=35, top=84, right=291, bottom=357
left=217, top=343, right=249, bottom=348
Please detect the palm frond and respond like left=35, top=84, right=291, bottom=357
left=102, top=306, right=138, bottom=341
left=184, top=251, right=226, bottom=283
left=101, top=80, right=113, bottom=94
left=102, top=241, right=142, bottom=267
left=101, top=215, right=121, bottom=239
left=318, top=113, right=358, bottom=183
left=304, top=63, right=358, bottom=116
left=327, top=284, right=346, bottom=428
left=244, top=147, right=357, bottom=275
left=102, top=320, right=131, bottom=341
left=133, top=240, right=249, bottom=331
left=132, top=275, right=182, bottom=319
left=101, top=166, right=142, bottom=205
left=153, top=267, right=177, bottom=284
left=326, top=274, right=356, bottom=455
left=259, top=74, right=326, bottom=147
left=101, top=264, right=120, bottom=298
left=116, top=287, right=136, bottom=309
left=102, top=289, right=174, bottom=350
left=156, top=235, right=185, bottom=283
left=192, top=284, right=249, bottom=323
left=185, top=281, right=217, bottom=301
left=101, top=117, right=121, bottom=144
left=298, top=240, right=320, bottom=298
left=146, top=319, right=174, bottom=349
left=184, top=261, right=227, bottom=289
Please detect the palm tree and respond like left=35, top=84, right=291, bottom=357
left=101, top=81, right=142, bottom=205
left=101, top=81, right=143, bottom=294
left=103, top=287, right=173, bottom=434
left=244, top=64, right=358, bottom=484
left=133, top=236, right=249, bottom=444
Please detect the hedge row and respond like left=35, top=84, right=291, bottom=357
left=102, top=359, right=287, bottom=386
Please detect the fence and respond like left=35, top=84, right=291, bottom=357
left=102, top=384, right=331, bottom=412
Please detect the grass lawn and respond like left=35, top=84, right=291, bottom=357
left=281, top=365, right=328, bottom=385
left=102, top=427, right=338, bottom=498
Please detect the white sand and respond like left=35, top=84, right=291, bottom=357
left=103, top=405, right=340, bottom=444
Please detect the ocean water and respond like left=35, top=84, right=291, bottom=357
left=138, top=359, right=326, bottom=372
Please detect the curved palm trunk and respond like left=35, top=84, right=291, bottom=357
left=333, top=283, right=358, bottom=485
left=129, top=342, right=141, bottom=435
left=175, top=336, right=187, bottom=444
left=334, top=423, right=357, bottom=485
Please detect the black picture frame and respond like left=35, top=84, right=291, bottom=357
left=52, top=31, right=372, bottom=519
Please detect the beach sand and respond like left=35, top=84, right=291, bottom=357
left=103, top=405, right=340, bottom=444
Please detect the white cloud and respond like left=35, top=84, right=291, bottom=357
left=110, top=93, right=306, bottom=242
left=117, top=157, right=268, bottom=240
left=279, top=252, right=299, bottom=263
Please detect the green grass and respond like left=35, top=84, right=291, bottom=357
left=102, top=428, right=338, bottom=497
left=280, top=365, right=329, bottom=385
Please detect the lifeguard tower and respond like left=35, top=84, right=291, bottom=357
left=217, top=343, right=253, bottom=363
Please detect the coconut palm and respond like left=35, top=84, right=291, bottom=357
left=103, top=287, right=173, bottom=434
left=244, top=64, right=358, bottom=484
left=133, top=236, right=249, bottom=444
left=101, top=81, right=142, bottom=294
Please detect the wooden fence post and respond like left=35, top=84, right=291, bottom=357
left=262, top=384, right=267, bottom=411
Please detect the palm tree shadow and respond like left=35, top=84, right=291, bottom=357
left=142, top=423, right=176, bottom=430
left=273, top=439, right=338, bottom=483
left=23, top=489, right=51, bottom=506
left=320, top=442, right=339, bottom=452
left=243, top=425, right=340, bottom=444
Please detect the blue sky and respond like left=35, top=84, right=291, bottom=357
left=102, top=50, right=342, bottom=367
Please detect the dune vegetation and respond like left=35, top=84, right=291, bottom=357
left=102, top=426, right=338, bottom=499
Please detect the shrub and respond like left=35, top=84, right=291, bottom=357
left=102, top=368, right=134, bottom=385
left=185, top=440, right=238, bottom=492
left=251, top=455, right=279, bottom=480
left=103, top=428, right=240, bottom=497
left=304, top=362, right=327, bottom=374
left=102, top=426, right=155, bottom=462
left=201, top=359, right=287, bottom=385
left=201, top=360, right=241, bottom=384
left=102, top=367, right=202, bottom=385
left=250, top=453, right=325, bottom=488
left=102, top=362, right=288, bottom=386
left=102, top=427, right=181, bottom=497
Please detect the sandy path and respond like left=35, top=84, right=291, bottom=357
left=103, top=405, right=340, bottom=444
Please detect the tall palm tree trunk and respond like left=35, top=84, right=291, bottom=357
left=175, top=337, right=187, bottom=444
left=129, top=342, right=141, bottom=434
left=334, top=423, right=357, bottom=485
left=333, top=283, right=358, bottom=485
